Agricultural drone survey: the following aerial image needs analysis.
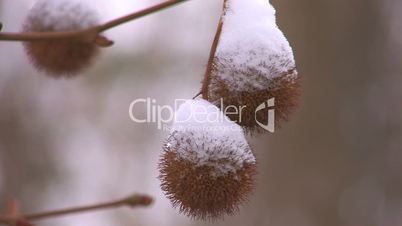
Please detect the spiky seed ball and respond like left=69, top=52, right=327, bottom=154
left=206, top=0, right=301, bottom=133
left=210, top=69, right=301, bottom=133
left=22, top=0, right=99, bottom=77
left=159, top=99, right=256, bottom=220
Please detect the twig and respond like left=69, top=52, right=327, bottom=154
left=201, top=0, right=228, bottom=100
left=96, top=0, right=188, bottom=32
left=0, top=194, right=153, bottom=225
left=0, top=0, right=189, bottom=45
left=192, top=90, right=202, bottom=99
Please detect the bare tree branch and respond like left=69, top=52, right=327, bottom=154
left=0, top=194, right=153, bottom=226
left=0, top=0, right=189, bottom=46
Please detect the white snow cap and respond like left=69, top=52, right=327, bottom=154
left=165, top=99, right=255, bottom=176
left=26, top=0, right=99, bottom=31
left=214, top=0, right=297, bottom=91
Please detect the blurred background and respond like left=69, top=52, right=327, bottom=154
left=0, top=0, right=401, bottom=226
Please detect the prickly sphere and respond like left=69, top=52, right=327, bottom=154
left=22, top=0, right=100, bottom=77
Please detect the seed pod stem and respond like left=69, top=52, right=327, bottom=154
left=201, top=0, right=228, bottom=100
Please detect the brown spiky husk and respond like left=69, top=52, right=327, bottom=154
left=159, top=150, right=256, bottom=220
left=23, top=39, right=98, bottom=77
left=208, top=70, right=301, bottom=134
left=22, top=15, right=98, bottom=77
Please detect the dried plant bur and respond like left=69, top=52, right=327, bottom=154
left=22, top=0, right=100, bottom=77
left=159, top=99, right=256, bottom=220
left=206, top=0, right=301, bottom=133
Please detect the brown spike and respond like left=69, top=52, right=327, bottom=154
left=22, top=0, right=99, bottom=77
left=159, top=148, right=256, bottom=220
left=208, top=69, right=301, bottom=134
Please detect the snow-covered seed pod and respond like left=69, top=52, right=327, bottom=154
left=159, top=99, right=256, bottom=220
left=205, top=0, right=301, bottom=133
left=22, top=0, right=100, bottom=77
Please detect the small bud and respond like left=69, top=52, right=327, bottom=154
left=22, top=0, right=100, bottom=77
left=159, top=99, right=256, bottom=220
left=206, top=0, right=301, bottom=133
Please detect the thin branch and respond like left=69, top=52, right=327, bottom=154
left=97, top=0, right=188, bottom=32
left=0, top=194, right=153, bottom=225
left=0, top=0, right=189, bottom=44
left=192, top=90, right=202, bottom=99
left=201, top=0, right=228, bottom=100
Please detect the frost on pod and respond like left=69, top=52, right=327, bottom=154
left=159, top=99, right=256, bottom=220
left=206, top=0, right=301, bottom=133
left=22, top=0, right=100, bottom=77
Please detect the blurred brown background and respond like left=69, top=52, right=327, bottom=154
left=0, top=0, right=401, bottom=226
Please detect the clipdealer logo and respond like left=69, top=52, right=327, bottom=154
left=129, top=98, right=275, bottom=132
